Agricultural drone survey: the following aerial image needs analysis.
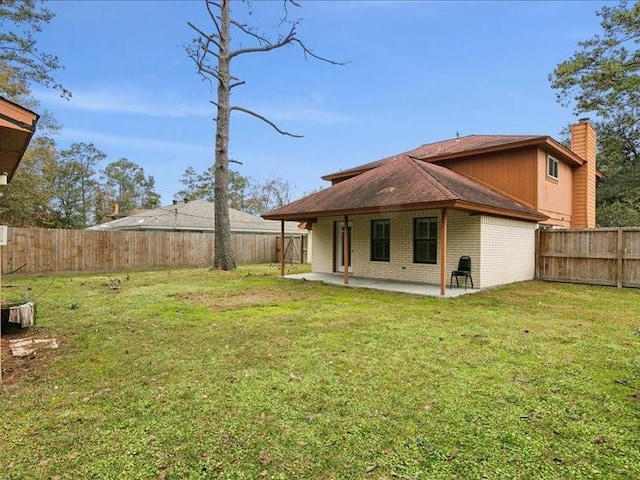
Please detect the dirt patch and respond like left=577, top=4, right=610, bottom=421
left=178, top=289, right=314, bottom=312
left=1, top=323, right=64, bottom=391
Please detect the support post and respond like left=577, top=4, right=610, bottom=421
left=300, top=234, right=304, bottom=264
left=343, top=215, right=349, bottom=284
left=440, top=208, right=448, bottom=296
left=280, top=221, right=285, bottom=277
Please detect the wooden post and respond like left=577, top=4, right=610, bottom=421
left=440, top=208, right=448, bottom=296
left=343, top=215, right=349, bottom=285
left=300, top=235, right=304, bottom=264
left=617, top=227, right=624, bottom=288
left=279, top=221, right=285, bottom=277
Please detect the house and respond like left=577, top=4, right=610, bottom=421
left=0, top=97, right=39, bottom=183
left=0, top=97, right=39, bottom=333
left=262, top=120, right=597, bottom=294
left=88, top=199, right=302, bottom=235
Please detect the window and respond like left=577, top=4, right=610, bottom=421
left=414, top=217, right=437, bottom=264
left=547, top=155, right=559, bottom=179
left=371, top=219, right=390, bottom=262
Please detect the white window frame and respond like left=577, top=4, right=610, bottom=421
left=547, top=155, right=559, bottom=180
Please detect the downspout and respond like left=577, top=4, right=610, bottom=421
left=440, top=208, right=448, bottom=296
left=280, top=220, right=285, bottom=277
left=343, top=214, right=349, bottom=284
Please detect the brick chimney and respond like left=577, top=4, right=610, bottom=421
left=570, top=118, right=596, bottom=228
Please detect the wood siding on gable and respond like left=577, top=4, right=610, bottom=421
left=536, top=149, right=573, bottom=227
left=441, top=147, right=578, bottom=228
left=441, top=148, right=538, bottom=208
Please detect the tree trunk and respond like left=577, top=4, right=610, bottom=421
left=213, top=0, right=236, bottom=270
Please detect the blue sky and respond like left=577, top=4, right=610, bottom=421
left=34, top=0, right=604, bottom=205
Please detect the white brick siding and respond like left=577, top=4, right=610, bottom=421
left=310, top=210, right=535, bottom=289
left=478, top=216, right=536, bottom=288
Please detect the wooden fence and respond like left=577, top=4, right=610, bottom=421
left=0, top=228, right=306, bottom=275
left=536, top=227, right=640, bottom=288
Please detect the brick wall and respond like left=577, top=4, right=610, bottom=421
left=311, top=210, right=481, bottom=285
left=479, top=217, right=536, bottom=287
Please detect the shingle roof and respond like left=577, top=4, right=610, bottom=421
left=323, top=134, right=582, bottom=182
left=263, top=155, right=546, bottom=222
left=88, top=199, right=302, bottom=233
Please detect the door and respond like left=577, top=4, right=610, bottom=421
left=335, top=221, right=353, bottom=273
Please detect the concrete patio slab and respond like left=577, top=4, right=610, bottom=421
left=284, top=272, right=480, bottom=298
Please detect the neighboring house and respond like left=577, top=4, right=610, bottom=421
left=263, top=120, right=597, bottom=293
left=0, top=97, right=39, bottom=182
left=88, top=199, right=302, bottom=235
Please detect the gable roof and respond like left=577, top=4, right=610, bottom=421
left=263, top=155, right=546, bottom=223
left=323, top=134, right=584, bottom=183
left=88, top=199, right=302, bottom=233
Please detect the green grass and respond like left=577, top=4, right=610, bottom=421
left=1, top=264, right=638, bottom=479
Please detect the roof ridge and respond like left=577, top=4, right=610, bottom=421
left=415, top=133, right=543, bottom=148
left=404, top=156, right=457, bottom=201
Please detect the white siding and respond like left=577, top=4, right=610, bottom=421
left=479, top=217, right=537, bottom=288
left=311, top=219, right=334, bottom=273
left=310, top=212, right=536, bottom=289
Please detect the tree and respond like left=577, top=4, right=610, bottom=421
left=244, top=177, right=294, bottom=215
left=592, top=114, right=640, bottom=226
left=186, top=0, right=343, bottom=270
left=550, top=1, right=640, bottom=226
left=0, top=135, right=58, bottom=226
left=52, top=143, right=105, bottom=228
left=174, top=165, right=254, bottom=211
left=99, top=158, right=160, bottom=219
left=550, top=1, right=640, bottom=120
left=174, top=166, right=204, bottom=202
left=0, top=0, right=69, bottom=98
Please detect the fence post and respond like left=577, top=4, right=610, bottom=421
left=617, top=228, right=624, bottom=288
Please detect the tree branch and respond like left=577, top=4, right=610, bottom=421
left=229, top=80, right=246, bottom=89
left=230, top=105, right=303, bottom=138
left=289, top=37, right=347, bottom=65
left=205, top=0, right=222, bottom=38
left=229, top=22, right=297, bottom=59
left=230, top=18, right=276, bottom=45
left=187, top=22, right=221, bottom=53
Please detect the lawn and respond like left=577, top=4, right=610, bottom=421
left=1, top=265, right=638, bottom=479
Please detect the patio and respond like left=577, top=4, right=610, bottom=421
left=284, top=272, right=480, bottom=298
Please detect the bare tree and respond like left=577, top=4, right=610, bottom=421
left=187, top=0, right=343, bottom=270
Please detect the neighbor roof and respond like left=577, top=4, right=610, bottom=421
left=88, top=199, right=302, bottom=233
left=263, top=155, right=546, bottom=223
left=323, top=134, right=584, bottom=183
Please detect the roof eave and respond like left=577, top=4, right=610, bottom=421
left=454, top=200, right=548, bottom=222
left=263, top=199, right=546, bottom=223
left=423, top=137, right=584, bottom=167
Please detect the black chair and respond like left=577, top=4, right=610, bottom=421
left=450, top=256, right=474, bottom=290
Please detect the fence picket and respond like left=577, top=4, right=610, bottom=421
left=2, top=228, right=306, bottom=275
